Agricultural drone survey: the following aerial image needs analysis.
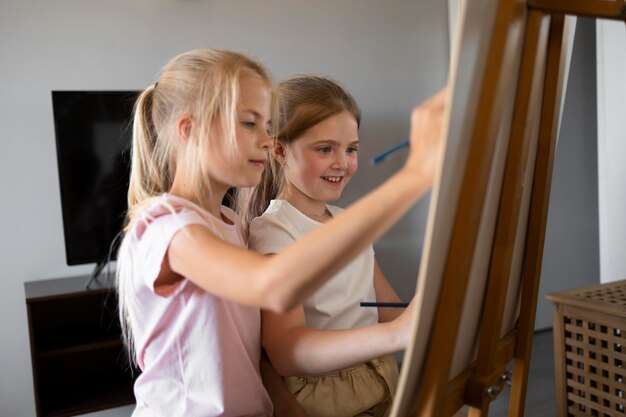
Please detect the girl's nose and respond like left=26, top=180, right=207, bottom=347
left=259, top=129, right=272, bottom=150
left=332, top=153, right=348, bottom=170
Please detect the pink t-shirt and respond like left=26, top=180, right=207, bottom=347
left=118, top=194, right=272, bottom=417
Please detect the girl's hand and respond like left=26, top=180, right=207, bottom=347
left=404, top=86, right=449, bottom=186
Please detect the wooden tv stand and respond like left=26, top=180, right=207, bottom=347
left=25, top=275, right=137, bottom=417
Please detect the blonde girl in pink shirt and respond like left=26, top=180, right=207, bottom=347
left=116, top=48, right=446, bottom=417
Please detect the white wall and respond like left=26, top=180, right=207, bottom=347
left=0, top=1, right=448, bottom=415
left=596, top=20, right=626, bottom=284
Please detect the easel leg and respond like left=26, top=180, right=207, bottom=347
left=508, top=12, right=567, bottom=417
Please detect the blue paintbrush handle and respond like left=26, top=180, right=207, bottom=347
left=370, top=140, right=410, bottom=165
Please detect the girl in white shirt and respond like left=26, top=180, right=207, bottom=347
left=246, top=75, right=418, bottom=417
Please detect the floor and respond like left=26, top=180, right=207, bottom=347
left=80, top=330, right=558, bottom=417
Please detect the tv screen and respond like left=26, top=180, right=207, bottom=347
left=52, top=91, right=139, bottom=267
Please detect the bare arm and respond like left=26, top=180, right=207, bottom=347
left=262, top=301, right=415, bottom=376
left=167, top=88, right=448, bottom=313
left=372, top=259, right=405, bottom=323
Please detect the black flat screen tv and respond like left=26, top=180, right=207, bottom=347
left=52, top=90, right=139, bottom=275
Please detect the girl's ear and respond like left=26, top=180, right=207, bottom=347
left=272, top=140, right=287, bottom=165
left=176, top=116, right=193, bottom=142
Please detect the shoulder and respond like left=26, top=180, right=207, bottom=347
left=125, top=194, right=224, bottom=252
left=250, top=203, right=286, bottom=237
left=250, top=200, right=291, bottom=228
left=118, top=195, right=212, bottom=294
left=249, top=200, right=301, bottom=253
left=146, top=194, right=210, bottom=230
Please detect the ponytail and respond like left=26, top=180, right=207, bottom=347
left=124, top=85, right=176, bottom=230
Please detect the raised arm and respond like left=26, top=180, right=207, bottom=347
left=167, top=88, right=448, bottom=312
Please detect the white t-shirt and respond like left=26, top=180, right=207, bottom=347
left=249, top=199, right=378, bottom=330
left=118, top=194, right=273, bottom=417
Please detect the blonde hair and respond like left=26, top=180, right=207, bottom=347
left=237, top=75, right=361, bottom=228
left=118, top=48, right=271, bottom=366
left=126, top=47, right=271, bottom=229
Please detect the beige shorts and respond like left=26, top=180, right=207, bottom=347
left=284, top=354, right=399, bottom=417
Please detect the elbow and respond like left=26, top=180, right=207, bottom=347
left=263, top=292, right=298, bottom=315
left=255, top=270, right=299, bottom=314
left=251, top=253, right=314, bottom=313
left=266, top=295, right=298, bottom=315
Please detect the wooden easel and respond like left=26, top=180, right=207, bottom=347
left=394, top=1, right=625, bottom=416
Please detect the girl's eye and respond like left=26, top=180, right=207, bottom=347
left=318, top=146, right=332, bottom=154
left=346, top=146, right=359, bottom=154
left=241, top=121, right=256, bottom=129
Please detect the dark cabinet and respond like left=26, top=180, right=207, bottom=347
left=25, top=275, right=136, bottom=417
